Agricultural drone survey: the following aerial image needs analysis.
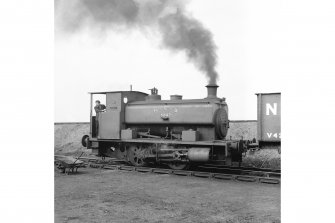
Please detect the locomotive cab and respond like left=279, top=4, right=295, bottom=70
left=88, top=91, right=148, bottom=139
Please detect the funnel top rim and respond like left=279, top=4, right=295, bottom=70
left=205, top=84, right=219, bottom=88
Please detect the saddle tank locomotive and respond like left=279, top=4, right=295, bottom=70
left=81, top=84, right=251, bottom=170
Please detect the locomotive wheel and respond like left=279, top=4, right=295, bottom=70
left=127, top=146, right=146, bottom=167
left=167, top=162, right=189, bottom=170
left=81, top=135, right=89, bottom=147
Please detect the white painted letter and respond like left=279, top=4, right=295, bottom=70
left=267, top=133, right=272, bottom=138
left=266, top=103, right=277, bottom=115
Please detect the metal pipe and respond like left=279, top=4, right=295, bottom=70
left=157, top=159, right=189, bottom=162
left=137, top=132, right=162, bottom=138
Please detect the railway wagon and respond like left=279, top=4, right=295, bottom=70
left=82, top=85, right=254, bottom=170
left=256, top=93, right=281, bottom=148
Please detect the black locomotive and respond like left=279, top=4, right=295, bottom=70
left=81, top=84, right=254, bottom=170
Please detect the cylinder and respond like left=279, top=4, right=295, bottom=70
left=187, top=148, right=210, bottom=162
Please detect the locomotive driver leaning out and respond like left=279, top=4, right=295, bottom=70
left=94, top=100, right=106, bottom=135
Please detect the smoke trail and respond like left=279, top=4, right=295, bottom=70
left=159, top=11, right=218, bottom=84
left=55, top=0, right=219, bottom=84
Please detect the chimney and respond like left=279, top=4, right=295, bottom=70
left=206, top=84, right=219, bottom=99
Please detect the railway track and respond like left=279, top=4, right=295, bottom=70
left=76, top=156, right=281, bottom=185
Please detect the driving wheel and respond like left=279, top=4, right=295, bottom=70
left=127, top=145, right=147, bottom=167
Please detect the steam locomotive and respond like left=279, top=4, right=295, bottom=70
left=81, top=84, right=255, bottom=170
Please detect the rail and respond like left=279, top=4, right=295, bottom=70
left=75, top=156, right=280, bottom=185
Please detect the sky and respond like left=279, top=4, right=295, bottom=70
left=55, top=0, right=287, bottom=122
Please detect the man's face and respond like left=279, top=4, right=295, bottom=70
left=95, top=101, right=100, bottom=106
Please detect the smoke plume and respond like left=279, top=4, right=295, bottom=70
left=55, top=0, right=219, bottom=84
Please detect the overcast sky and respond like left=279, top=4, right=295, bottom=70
left=55, top=0, right=289, bottom=122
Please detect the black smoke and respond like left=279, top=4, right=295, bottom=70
left=55, top=0, right=219, bottom=84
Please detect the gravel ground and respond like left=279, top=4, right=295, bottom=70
left=55, top=168, right=280, bottom=223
